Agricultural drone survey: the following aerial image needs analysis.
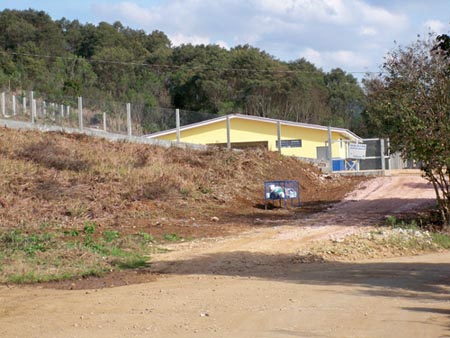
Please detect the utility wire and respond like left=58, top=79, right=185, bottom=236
left=3, top=50, right=384, bottom=75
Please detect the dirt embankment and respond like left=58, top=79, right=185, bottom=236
left=0, top=127, right=364, bottom=240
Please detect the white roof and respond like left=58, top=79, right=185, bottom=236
left=145, top=113, right=362, bottom=142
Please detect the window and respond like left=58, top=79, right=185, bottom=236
left=276, top=139, right=302, bottom=148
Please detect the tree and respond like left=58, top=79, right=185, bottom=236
left=324, top=68, right=365, bottom=130
left=144, top=30, right=172, bottom=64
left=55, top=55, right=97, bottom=98
left=228, top=45, right=284, bottom=117
left=284, top=59, right=330, bottom=124
left=169, top=44, right=231, bottom=113
left=91, top=46, right=137, bottom=98
left=0, top=10, right=36, bottom=51
left=364, top=35, right=450, bottom=227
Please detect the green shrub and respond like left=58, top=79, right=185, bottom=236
left=163, top=233, right=183, bottom=242
left=430, top=232, right=450, bottom=249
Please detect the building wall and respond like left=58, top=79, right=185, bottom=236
left=152, top=118, right=351, bottom=159
left=276, top=124, right=347, bottom=159
left=154, top=120, right=228, bottom=143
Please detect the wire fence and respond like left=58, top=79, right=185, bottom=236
left=1, top=90, right=418, bottom=175
left=0, top=90, right=218, bottom=137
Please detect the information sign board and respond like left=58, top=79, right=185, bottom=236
left=348, top=143, right=367, bottom=159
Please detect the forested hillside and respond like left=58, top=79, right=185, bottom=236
left=0, top=9, right=367, bottom=134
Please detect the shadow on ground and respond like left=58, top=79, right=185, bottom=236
left=147, top=250, right=450, bottom=302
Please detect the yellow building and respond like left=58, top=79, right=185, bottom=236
left=145, top=114, right=362, bottom=160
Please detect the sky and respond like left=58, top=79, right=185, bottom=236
left=2, top=0, right=449, bottom=77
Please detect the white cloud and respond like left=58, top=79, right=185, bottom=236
left=300, top=48, right=323, bottom=66
left=358, top=1, right=408, bottom=29
left=329, top=50, right=370, bottom=69
left=359, top=26, right=377, bottom=36
left=299, top=48, right=371, bottom=71
left=92, top=2, right=160, bottom=24
left=254, top=0, right=352, bottom=24
left=423, top=19, right=446, bottom=34
left=169, top=33, right=210, bottom=46
left=253, top=0, right=407, bottom=28
left=216, top=40, right=230, bottom=49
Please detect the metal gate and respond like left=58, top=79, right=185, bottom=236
left=358, top=138, right=389, bottom=171
left=330, top=138, right=389, bottom=174
left=333, top=138, right=420, bottom=174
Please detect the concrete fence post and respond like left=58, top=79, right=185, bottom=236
left=387, top=138, right=392, bottom=170
left=327, top=126, right=333, bottom=173
left=78, top=96, right=83, bottom=130
left=1, top=92, right=5, bottom=116
left=22, top=96, right=26, bottom=114
left=176, top=108, right=180, bottom=143
left=30, top=91, right=34, bottom=124
left=60, top=104, right=64, bottom=118
left=277, top=120, right=281, bottom=154
left=226, top=115, right=231, bottom=150
left=380, top=138, right=386, bottom=172
left=103, top=112, right=107, bottom=132
left=33, top=99, right=37, bottom=120
left=12, top=94, right=16, bottom=116
left=127, top=103, right=132, bottom=137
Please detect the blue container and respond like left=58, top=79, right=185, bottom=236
left=332, top=159, right=345, bottom=171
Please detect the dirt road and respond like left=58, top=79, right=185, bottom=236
left=148, top=174, right=438, bottom=272
left=1, top=174, right=449, bottom=338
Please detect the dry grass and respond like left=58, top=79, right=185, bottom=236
left=0, top=127, right=346, bottom=230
